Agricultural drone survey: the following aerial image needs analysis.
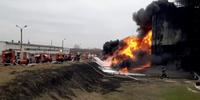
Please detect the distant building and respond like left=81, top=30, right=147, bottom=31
left=0, top=41, right=70, bottom=55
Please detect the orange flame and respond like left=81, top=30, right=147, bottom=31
left=120, top=67, right=129, bottom=74
left=130, top=62, right=151, bottom=72
left=120, top=36, right=139, bottom=59
left=106, top=30, right=152, bottom=72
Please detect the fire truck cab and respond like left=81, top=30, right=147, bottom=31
left=2, top=49, right=16, bottom=65
left=16, top=51, right=29, bottom=65
left=34, top=53, right=52, bottom=63
left=56, top=53, right=65, bottom=62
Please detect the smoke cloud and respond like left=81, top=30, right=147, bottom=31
left=175, top=0, right=200, bottom=7
left=103, top=40, right=120, bottom=55
left=102, top=0, right=177, bottom=71
left=133, top=0, right=176, bottom=37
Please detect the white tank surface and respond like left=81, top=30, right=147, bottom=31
left=92, top=57, right=146, bottom=77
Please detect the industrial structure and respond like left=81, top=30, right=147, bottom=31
left=0, top=41, right=70, bottom=55
left=152, top=0, right=200, bottom=72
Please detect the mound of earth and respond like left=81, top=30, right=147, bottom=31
left=0, top=62, right=133, bottom=100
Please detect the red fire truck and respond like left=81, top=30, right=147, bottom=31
left=2, top=49, right=29, bottom=65
left=35, top=53, right=52, bottom=63
left=56, top=53, right=65, bottom=62
left=16, top=51, right=29, bottom=65
left=2, top=49, right=16, bottom=65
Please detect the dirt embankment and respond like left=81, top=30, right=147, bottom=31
left=0, top=62, right=130, bottom=100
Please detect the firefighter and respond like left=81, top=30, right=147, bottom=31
left=160, top=66, right=168, bottom=79
left=74, top=52, right=81, bottom=61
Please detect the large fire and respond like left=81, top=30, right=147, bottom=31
left=105, top=30, right=152, bottom=73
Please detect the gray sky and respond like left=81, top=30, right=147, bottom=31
left=0, top=0, right=160, bottom=49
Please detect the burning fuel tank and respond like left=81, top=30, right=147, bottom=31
left=152, top=6, right=200, bottom=72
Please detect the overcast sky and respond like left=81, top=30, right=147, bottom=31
left=0, top=0, right=173, bottom=49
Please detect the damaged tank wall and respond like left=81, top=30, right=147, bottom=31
left=152, top=7, right=200, bottom=72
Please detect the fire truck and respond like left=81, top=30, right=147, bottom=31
left=2, top=49, right=16, bottom=65
left=65, top=53, right=73, bottom=61
left=34, top=53, right=52, bottom=63
left=1, top=49, right=29, bottom=65
left=56, top=53, right=65, bottom=62
left=16, top=51, right=29, bottom=65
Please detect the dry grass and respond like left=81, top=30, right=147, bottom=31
left=0, top=62, right=74, bottom=86
left=35, top=78, right=200, bottom=100
left=68, top=79, right=200, bottom=100
left=0, top=62, right=200, bottom=100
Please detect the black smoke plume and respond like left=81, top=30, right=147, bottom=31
left=133, top=0, right=176, bottom=37
left=103, top=0, right=176, bottom=56
left=103, top=40, right=120, bottom=56
left=175, top=0, right=200, bottom=7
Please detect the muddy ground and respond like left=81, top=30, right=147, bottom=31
left=0, top=62, right=200, bottom=100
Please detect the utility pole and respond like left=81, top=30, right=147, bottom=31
left=16, top=25, right=27, bottom=59
left=51, top=40, right=53, bottom=47
left=50, top=40, right=52, bottom=54
left=20, top=28, right=23, bottom=51
left=62, top=38, right=66, bottom=53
